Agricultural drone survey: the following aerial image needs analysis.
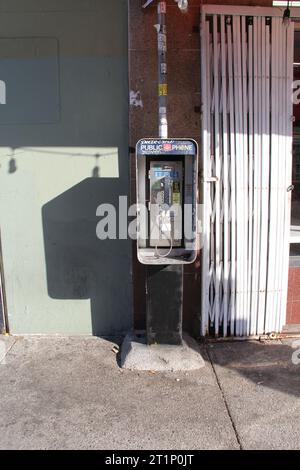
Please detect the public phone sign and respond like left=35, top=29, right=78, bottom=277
left=137, top=139, right=197, bottom=156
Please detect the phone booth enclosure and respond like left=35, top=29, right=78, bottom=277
left=136, top=139, right=198, bottom=265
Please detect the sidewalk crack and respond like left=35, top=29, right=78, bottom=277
left=206, top=346, right=243, bottom=450
left=0, top=337, right=17, bottom=364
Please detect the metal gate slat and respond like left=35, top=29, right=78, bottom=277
left=200, top=6, right=294, bottom=337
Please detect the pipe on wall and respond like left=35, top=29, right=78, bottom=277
left=156, top=1, right=168, bottom=138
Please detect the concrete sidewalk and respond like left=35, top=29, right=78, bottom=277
left=0, top=335, right=299, bottom=450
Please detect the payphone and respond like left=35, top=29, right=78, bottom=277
left=136, top=138, right=198, bottom=265
left=120, top=1, right=205, bottom=356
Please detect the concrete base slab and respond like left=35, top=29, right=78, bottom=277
left=121, top=333, right=205, bottom=371
left=0, top=335, right=239, bottom=449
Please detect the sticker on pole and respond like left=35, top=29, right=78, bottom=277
left=158, top=2, right=166, bottom=14
left=158, top=33, right=167, bottom=52
left=158, top=84, right=168, bottom=96
left=161, top=63, right=167, bottom=74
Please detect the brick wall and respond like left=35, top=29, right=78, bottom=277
left=287, top=268, right=300, bottom=325
left=129, top=0, right=274, bottom=335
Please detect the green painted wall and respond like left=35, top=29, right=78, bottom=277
left=0, top=0, right=132, bottom=335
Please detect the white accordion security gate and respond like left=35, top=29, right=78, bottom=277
left=200, top=6, right=294, bottom=337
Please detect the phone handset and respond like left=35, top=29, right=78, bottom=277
left=149, top=160, right=183, bottom=256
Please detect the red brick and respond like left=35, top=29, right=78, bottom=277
left=286, top=302, right=293, bottom=324
left=292, top=301, right=300, bottom=324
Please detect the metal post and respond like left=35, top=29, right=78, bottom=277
left=157, top=1, right=168, bottom=138
left=146, top=1, right=183, bottom=346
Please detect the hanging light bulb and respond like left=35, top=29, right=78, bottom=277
left=178, top=0, right=188, bottom=11
left=174, top=0, right=188, bottom=13
left=283, top=1, right=291, bottom=26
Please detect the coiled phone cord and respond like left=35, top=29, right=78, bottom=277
left=154, top=238, right=173, bottom=258
left=154, top=212, right=173, bottom=259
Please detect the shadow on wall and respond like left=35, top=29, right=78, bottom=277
left=0, top=0, right=132, bottom=335
left=42, top=178, right=132, bottom=336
